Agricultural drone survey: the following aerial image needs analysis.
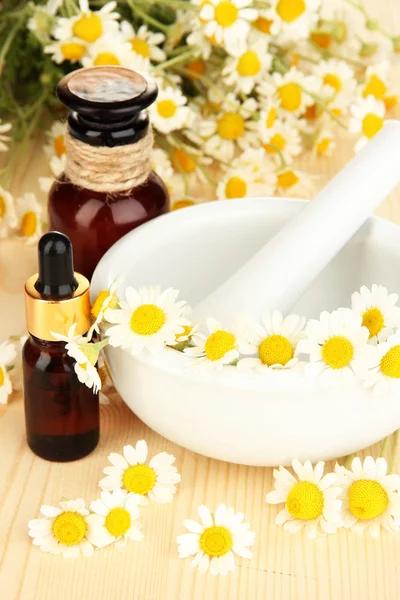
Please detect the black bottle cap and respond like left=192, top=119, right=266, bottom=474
left=57, top=66, right=158, bottom=147
left=34, top=232, right=79, bottom=299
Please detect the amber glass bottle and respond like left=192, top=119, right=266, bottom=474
left=23, top=232, right=99, bottom=462
left=48, top=66, right=169, bottom=280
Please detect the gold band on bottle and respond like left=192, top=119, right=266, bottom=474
left=25, top=273, right=91, bottom=341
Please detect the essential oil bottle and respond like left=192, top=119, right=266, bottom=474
left=23, top=231, right=99, bottom=462
left=48, top=66, right=170, bottom=280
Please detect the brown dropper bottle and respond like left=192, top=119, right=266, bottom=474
left=23, top=231, right=99, bottom=462
left=48, top=66, right=170, bottom=280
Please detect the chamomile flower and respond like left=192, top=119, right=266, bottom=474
left=39, top=155, right=66, bottom=193
left=81, top=34, right=147, bottom=72
left=51, top=324, right=105, bottom=393
left=276, top=168, right=315, bottom=197
left=53, top=0, right=119, bottom=43
left=44, top=38, right=87, bottom=63
left=238, top=311, right=305, bottom=372
left=170, top=305, right=198, bottom=346
left=314, top=59, right=355, bottom=102
left=199, top=95, right=258, bottom=161
left=27, top=0, right=62, bottom=42
left=28, top=499, right=94, bottom=558
left=16, top=192, right=43, bottom=245
left=171, top=197, right=199, bottom=211
left=360, top=330, right=400, bottom=395
left=152, top=148, right=174, bottom=186
left=184, top=317, right=245, bottom=368
left=170, top=144, right=212, bottom=183
left=177, top=504, right=255, bottom=575
left=222, top=36, right=272, bottom=94
left=120, top=21, right=166, bottom=63
left=99, top=439, right=181, bottom=504
left=104, top=285, right=188, bottom=356
left=335, top=457, right=400, bottom=537
left=266, top=459, right=342, bottom=538
left=150, top=86, right=193, bottom=134
left=0, top=341, right=17, bottom=404
left=217, top=165, right=266, bottom=200
left=0, top=120, right=12, bottom=152
left=260, top=118, right=302, bottom=164
left=314, top=129, right=336, bottom=157
left=186, top=22, right=213, bottom=60
left=349, top=96, right=386, bottom=152
left=233, top=147, right=278, bottom=195
left=255, top=96, right=280, bottom=132
left=361, top=62, right=390, bottom=101
left=351, top=284, right=400, bottom=343
left=265, top=0, right=321, bottom=41
left=199, top=0, right=258, bottom=54
left=86, top=489, right=143, bottom=548
left=0, top=186, right=17, bottom=238
left=91, top=279, right=120, bottom=334
left=297, top=308, right=374, bottom=389
left=263, top=68, right=320, bottom=116
left=44, top=121, right=66, bottom=159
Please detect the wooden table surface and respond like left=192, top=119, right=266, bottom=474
left=2, top=2, right=400, bottom=598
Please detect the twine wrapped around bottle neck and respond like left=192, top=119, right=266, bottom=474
left=64, top=127, right=154, bottom=193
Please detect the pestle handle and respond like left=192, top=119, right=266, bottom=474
left=193, top=120, right=400, bottom=324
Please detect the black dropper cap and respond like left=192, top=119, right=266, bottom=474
left=34, top=232, right=79, bottom=299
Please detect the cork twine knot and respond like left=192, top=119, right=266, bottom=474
left=65, top=127, right=154, bottom=193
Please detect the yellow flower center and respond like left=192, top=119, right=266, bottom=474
left=316, top=137, right=332, bottom=155
left=278, top=83, right=302, bottom=112
left=130, top=304, right=166, bottom=336
left=172, top=148, right=196, bottom=173
left=92, top=291, right=110, bottom=318
left=199, top=525, right=233, bottom=557
left=277, top=170, right=299, bottom=189
left=186, top=58, right=206, bottom=80
left=286, top=481, right=324, bottom=520
left=310, top=31, right=333, bottom=49
left=214, top=1, right=239, bottom=27
left=73, top=12, right=103, bottom=43
left=362, top=113, right=383, bottom=139
left=265, top=133, right=286, bottom=154
left=322, top=336, right=354, bottom=369
left=258, top=334, right=293, bottom=366
left=157, top=99, right=177, bottom=119
left=237, top=50, right=261, bottom=77
left=172, top=199, right=196, bottom=210
left=304, top=104, right=318, bottom=120
left=0, top=195, right=5, bottom=218
left=130, top=37, right=150, bottom=58
left=225, top=176, right=247, bottom=198
left=0, top=366, right=4, bottom=387
left=52, top=511, right=87, bottom=546
left=266, top=107, right=277, bottom=129
left=176, top=324, right=193, bottom=341
left=348, top=480, right=389, bottom=520
left=253, top=16, right=272, bottom=33
left=21, top=211, right=38, bottom=238
left=384, top=95, right=398, bottom=110
left=380, top=345, right=400, bottom=378
left=276, top=0, right=306, bottom=23
left=362, top=75, right=387, bottom=100
left=61, top=42, right=86, bottom=61
left=217, top=112, right=244, bottom=140
left=323, top=73, right=342, bottom=93
left=123, top=464, right=156, bottom=494
left=362, top=307, right=384, bottom=338
left=104, top=507, right=131, bottom=537
left=204, top=330, right=236, bottom=361
left=53, top=134, right=66, bottom=157
left=94, top=52, right=120, bottom=66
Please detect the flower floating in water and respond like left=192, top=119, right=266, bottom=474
left=185, top=317, right=246, bottom=369
left=87, top=489, right=143, bottom=548
left=177, top=503, right=255, bottom=575
left=99, top=439, right=181, bottom=504
left=28, top=499, right=94, bottom=558
left=266, top=459, right=342, bottom=538
left=297, top=308, right=374, bottom=389
left=105, top=286, right=189, bottom=356
left=351, top=284, right=400, bottom=343
left=0, top=341, right=17, bottom=404
left=335, top=457, right=400, bottom=537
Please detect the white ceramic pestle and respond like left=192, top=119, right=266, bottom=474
left=192, top=120, right=400, bottom=324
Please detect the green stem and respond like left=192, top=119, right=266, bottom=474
left=301, top=87, right=347, bottom=129
left=146, top=0, right=196, bottom=7
left=153, top=48, right=199, bottom=72
left=0, top=19, right=22, bottom=75
left=127, top=0, right=170, bottom=32
left=389, top=430, right=399, bottom=473
left=343, top=453, right=355, bottom=468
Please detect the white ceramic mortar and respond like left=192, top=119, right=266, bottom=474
left=92, top=197, right=400, bottom=466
